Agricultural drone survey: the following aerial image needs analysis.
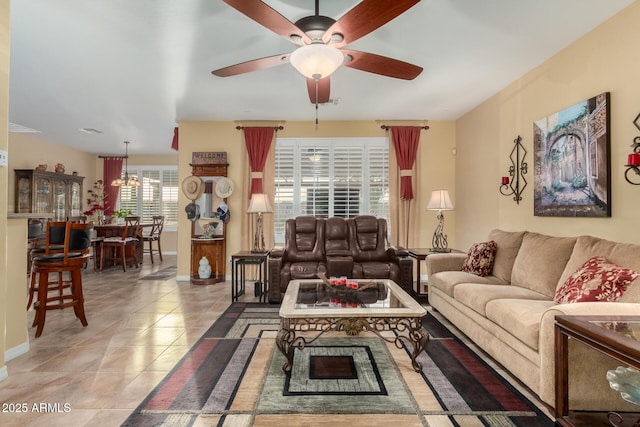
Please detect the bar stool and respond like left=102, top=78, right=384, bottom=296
left=30, top=222, right=93, bottom=337
left=27, top=221, right=67, bottom=310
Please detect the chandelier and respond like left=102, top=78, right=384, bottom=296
left=111, top=140, right=140, bottom=187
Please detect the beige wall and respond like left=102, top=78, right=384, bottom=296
left=6, top=141, right=179, bottom=253
left=455, top=1, right=640, bottom=250
left=176, top=120, right=456, bottom=279
left=0, top=0, right=9, bottom=378
left=8, top=133, right=98, bottom=212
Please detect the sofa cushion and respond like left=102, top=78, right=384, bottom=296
left=453, top=283, right=551, bottom=317
left=485, top=299, right=556, bottom=350
left=461, top=240, right=497, bottom=276
left=511, top=232, right=576, bottom=298
left=554, top=256, right=640, bottom=304
left=429, top=271, right=507, bottom=297
left=619, top=278, right=640, bottom=303
left=487, top=229, right=526, bottom=283
left=558, top=235, right=640, bottom=287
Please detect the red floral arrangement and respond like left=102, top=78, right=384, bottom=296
left=83, top=179, right=110, bottom=217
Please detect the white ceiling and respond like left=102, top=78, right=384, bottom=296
left=8, top=0, right=635, bottom=155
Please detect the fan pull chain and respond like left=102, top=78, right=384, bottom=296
left=315, top=77, right=319, bottom=129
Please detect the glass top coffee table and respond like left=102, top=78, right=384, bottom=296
left=276, top=278, right=428, bottom=373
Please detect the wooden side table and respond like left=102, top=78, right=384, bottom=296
left=554, top=315, right=640, bottom=426
left=231, top=251, right=269, bottom=303
left=407, top=248, right=463, bottom=302
left=191, top=237, right=225, bottom=285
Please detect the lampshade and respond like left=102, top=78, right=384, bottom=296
left=426, top=189, right=454, bottom=211
left=289, top=43, right=344, bottom=80
left=247, top=193, right=273, bottom=214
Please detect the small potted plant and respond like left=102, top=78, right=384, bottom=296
left=113, top=209, right=132, bottom=224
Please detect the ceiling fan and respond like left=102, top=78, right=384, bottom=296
left=212, top=0, right=423, bottom=104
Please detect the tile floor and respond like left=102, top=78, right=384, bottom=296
left=0, top=254, right=258, bottom=426
left=0, top=255, right=553, bottom=426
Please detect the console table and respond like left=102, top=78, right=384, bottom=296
left=554, top=315, right=640, bottom=426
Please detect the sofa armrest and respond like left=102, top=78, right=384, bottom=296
left=426, top=252, right=467, bottom=275
left=538, top=302, right=640, bottom=409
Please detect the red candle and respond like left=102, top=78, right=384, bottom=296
left=629, top=153, right=640, bottom=166
left=501, top=176, right=510, bottom=185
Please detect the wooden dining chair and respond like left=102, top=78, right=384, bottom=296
left=29, top=221, right=93, bottom=337
left=143, top=215, right=164, bottom=264
left=99, top=215, right=141, bottom=272
left=67, top=215, right=88, bottom=223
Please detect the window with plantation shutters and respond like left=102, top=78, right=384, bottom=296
left=274, top=137, right=389, bottom=243
left=117, top=166, right=179, bottom=227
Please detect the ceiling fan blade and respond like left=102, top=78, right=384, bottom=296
left=323, top=0, right=420, bottom=47
left=222, top=0, right=310, bottom=44
left=212, top=53, right=291, bottom=77
left=307, top=77, right=330, bottom=104
left=341, top=50, right=423, bottom=80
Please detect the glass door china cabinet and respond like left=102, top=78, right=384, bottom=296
left=15, top=169, right=84, bottom=220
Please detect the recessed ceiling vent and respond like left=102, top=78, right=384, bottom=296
left=78, top=127, right=103, bottom=134
left=9, top=122, right=41, bottom=133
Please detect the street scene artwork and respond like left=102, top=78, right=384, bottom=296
left=533, top=92, right=611, bottom=217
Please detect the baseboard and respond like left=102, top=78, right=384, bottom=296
left=177, top=275, right=232, bottom=282
left=5, top=341, right=30, bottom=362
left=0, top=365, right=7, bottom=382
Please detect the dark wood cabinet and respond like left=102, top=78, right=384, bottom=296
left=15, top=169, right=84, bottom=220
left=190, top=237, right=225, bottom=285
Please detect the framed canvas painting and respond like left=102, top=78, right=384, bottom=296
left=533, top=92, right=611, bottom=217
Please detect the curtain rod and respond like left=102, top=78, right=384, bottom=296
left=98, top=155, right=127, bottom=159
left=380, top=125, right=429, bottom=130
left=235, top=125, right=284, bottom=131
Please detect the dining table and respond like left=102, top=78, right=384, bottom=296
left=93, top=222, right=153, bottom=270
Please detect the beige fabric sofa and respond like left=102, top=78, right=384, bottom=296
left=427, top=229, right=640, bottom=411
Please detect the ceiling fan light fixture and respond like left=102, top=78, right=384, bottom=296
left=289, top=43, right=344, bottom=80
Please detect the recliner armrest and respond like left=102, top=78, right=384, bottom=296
left=387, top=246, right=408, bottom=260
left=326, top=249, right=351, bottom=257
left=269, top=246, right=285, bottom=258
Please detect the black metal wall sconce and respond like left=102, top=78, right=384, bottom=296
left=499, top=135, right=528, bottom=204
left=624, top=113, right=640, bottom=185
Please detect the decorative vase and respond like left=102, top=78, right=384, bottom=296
left=55, top=163, right=65, bottom=173
left=198, top=256, right=211, bottom=279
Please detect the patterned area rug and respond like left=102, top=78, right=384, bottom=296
left=122, top=303, right=554, bottom=426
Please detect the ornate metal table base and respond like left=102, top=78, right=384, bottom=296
left=276, top=316, right=429, bottom=373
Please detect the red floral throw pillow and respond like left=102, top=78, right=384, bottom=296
left=554, top=256, right=640, bottom=304
left=461, top=240, right=498, bottom=277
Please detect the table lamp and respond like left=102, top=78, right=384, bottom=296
left=247, top=193, right=273, bottom=253
left=426, top=189, right=454, bottom=253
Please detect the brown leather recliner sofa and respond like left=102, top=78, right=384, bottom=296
left=268, top=215, right=413, bottom=303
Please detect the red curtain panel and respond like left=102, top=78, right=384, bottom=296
left=103, top=157, right=124, bottom=215
left=391, top=126, right=421, bottom=200
left=244, top=127, right=275, bottom=197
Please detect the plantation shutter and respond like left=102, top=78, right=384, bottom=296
left=161, top=169, right=179, bottom=224
left=141, top=170, right=160, bottom=223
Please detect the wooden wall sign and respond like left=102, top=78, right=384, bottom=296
left=191, top=152, right=227, bottom=165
